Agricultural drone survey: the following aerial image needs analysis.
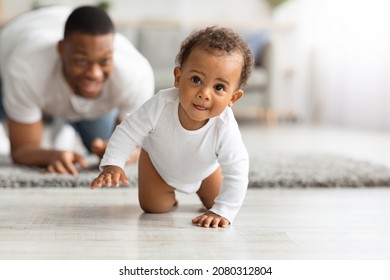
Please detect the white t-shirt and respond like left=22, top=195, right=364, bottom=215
left=0, top=6, right=154, bottom=123
left=101, top=88, right=249, bottom=223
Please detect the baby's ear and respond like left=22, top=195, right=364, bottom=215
left=173, top=67, right=181, bottom=88
left=228, top=89, right=244, bottom=107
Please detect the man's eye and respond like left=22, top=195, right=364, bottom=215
left=215, top=84, right=225, bottom=91
left=191, top=76, right=201, bottom=84
left=100, top=58, right=112, bottom=67
left=75, top=59, right=88, bottom=66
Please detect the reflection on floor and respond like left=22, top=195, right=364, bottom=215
left=1, top=187, right=390, bottom=260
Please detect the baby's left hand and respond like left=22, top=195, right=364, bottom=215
left=192, top=211, right=229, bottom=228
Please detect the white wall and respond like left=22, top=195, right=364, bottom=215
left=310, top=0, right=390, bottom=130
left=276, top=0, right=390, bottom=129
left=1, top=0, right=271, bottom=27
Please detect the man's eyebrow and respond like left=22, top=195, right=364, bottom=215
left=73, top=49, right=113, bottom=56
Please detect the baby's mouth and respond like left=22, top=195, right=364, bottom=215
left=193, top=104, right=208, bottom=111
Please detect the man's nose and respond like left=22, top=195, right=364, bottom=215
left=86, top=63, right=104, bottom=79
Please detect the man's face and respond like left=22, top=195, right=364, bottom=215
left=58, top=32, right=114, bottom=98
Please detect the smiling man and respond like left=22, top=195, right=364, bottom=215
left=0, top=5, right=154, bottom=175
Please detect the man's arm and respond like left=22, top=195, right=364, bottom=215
left=8, top=118, right=87, bottom=175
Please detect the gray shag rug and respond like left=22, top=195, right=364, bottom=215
left=1, top=153, right=390, bottom=188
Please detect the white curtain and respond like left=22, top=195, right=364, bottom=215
left=286, top=0, right=390, bottom=129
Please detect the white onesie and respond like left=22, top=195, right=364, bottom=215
left=100, top=87, right=249, bottom=223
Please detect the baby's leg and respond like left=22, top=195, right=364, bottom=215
left=138, top=148, right=177, bottom=213
left=196, top=167, right=222, bottom=209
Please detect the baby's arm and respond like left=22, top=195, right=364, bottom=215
left=90, top=165, right=129, bottom=189
left=192, top=211, right=229, bottom=228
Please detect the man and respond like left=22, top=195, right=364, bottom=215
left=0, top=5, right=154, bottom=175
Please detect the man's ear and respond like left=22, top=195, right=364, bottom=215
left=57, top=40, right=64, bottom=55
left=173, top=67, right=181, bottom=88
left=228, top=89, right=244, bottom=107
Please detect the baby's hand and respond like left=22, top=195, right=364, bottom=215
left=192, top=211, right=230, bottom=228
left=90, top=165, right=129, bottom=189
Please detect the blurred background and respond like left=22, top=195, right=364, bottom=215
left=1, top=0, right=390, bottom=129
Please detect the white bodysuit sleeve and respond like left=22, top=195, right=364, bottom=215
left=209, top=120, right=249, bottom=224
left=209, top=158, right=249, bottom=224
left=99, top=93, right=164, bottom=170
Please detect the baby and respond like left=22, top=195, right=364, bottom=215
left=90, top=26, right=254, bottom=228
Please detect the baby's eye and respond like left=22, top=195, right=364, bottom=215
left=215, top=84, right=225, bottom=92
left=191, top=76, right=202, bottom=84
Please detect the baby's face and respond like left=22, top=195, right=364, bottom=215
left=174, top=48, right=243, bottom=130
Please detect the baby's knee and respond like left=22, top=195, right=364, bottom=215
left=139, top=199, right=177, bottom=213
left=140, top=203, right=165, bottom=213
left=198, top=195, right=215, bottom=210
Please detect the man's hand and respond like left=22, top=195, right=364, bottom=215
left=45, top=151, right=88, bottom=176
left=192, top=211, right=230, bottom=228
left=90, top=165, right=129, bottom=189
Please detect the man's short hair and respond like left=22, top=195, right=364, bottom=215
left=64, top=6, right=114, bottom=37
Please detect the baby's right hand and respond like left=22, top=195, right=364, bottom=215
left=90, top=165, right=129, bottom=189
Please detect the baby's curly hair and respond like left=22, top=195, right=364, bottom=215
left=175, top=26, right=254, bottom=89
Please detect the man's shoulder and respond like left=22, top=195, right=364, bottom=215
left=113, top=33, right=152, bottom=72
left=0, top=6, right=67, bottom=71
left=0, top=6, right=70, bottom=37
left=4, top=44, right=58, bottom=77
left=110, top=35, right=154, bottom=91
left=113, top=33, right=142, bottom=60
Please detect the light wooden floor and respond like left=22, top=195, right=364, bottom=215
left=1, top=187, right=390, bottom=260
left=1, top=123, right=390, bottom=260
